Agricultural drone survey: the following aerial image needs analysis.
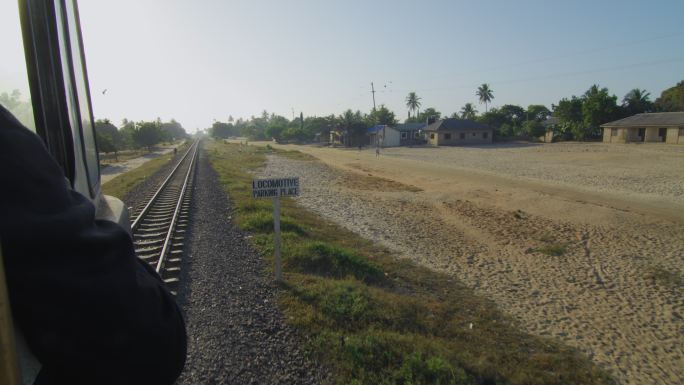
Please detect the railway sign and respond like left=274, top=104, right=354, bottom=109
left=252, top=177, right=299, bottom=199
left=252, top=177, right=300, bottom=282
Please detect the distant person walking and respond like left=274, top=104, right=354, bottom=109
left=375, top=146, right=380, bottom=157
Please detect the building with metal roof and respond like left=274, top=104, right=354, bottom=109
left=423, top=118, right=493, bottom=145
left=367, top=125, right=401, bottom=147
left=600, top=112, right=684, bottom=144
left=394, top=122, right=427, bottom=145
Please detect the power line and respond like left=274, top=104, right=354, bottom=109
left=379, top=57, right=684, bottom=94
left=422, top=31, right=684, bottom=83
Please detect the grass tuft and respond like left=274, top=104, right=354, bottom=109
left=645, top=265, right=683, bottom=288
left=535, top=243, right=567, bottom=257
left=287, top=242, right=385, bottom=283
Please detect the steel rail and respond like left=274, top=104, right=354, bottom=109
left=155, top=140, right=199, bottom=273
left=130, top=141, right=196, bottom=232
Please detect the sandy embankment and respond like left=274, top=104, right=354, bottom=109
left=257, top=142, right=684, bottom=385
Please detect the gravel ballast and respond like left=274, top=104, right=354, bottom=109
left=175, top=144, right=327, bottom=385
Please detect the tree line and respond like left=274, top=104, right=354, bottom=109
left=95, top=118, right=188, bottom=157
left=210, top=80, right=683, bottom=143
left=208, top=106, right=400, bottom=143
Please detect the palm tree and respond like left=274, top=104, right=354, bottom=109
left=476, top=83, right=494, bottom=113
left=405, top=92, right=422, bottom=119
left=460, top=103, right=478, bottom=120
left=622, top=88, right=652, bottom=114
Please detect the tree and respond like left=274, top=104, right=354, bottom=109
left=476, top=83, right=494, bottom=113
left=160, top=119, right=188, bottom=141
left=337, top=109, right=367, bottom=145
left=653, top=81, right=684, bottom=112
left=416, top=107, right=441, bottom=123
left=96, top=133, right=116, bottom=155
left=265, top=115, right=289, bottom=142
left=622, top=88, right=652, bottom=116
left=133, top=121, right=164, bottom=150
left=95, top=119, right=121, bottom=159
left=581, top=84, right=618, bottom=139
left=118, top=119, right=137, bottom=149
left=499, top=105, right=525, bottom=123
left=522, top=120, right=546, bottom=138
left=405, top=92, right=422, bottom=119
left=476, top=108, right=508, bottom=137
left=553, top=97, right=583, bottom=124
left=210, top=121, right=234, bottom=139
left=552, top=96, right=584, bottom=140
left=460, top=103, right=478, bottom=120
left=367, top=105, right=397, bottom=126
left=526, top=104, right=551, bottom=121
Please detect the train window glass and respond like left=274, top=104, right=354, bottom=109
left=0, top=2, right=35, bottom=132
left=55, top=0, right=100, bottom=193
left=65, top=0, right=99, bottom=190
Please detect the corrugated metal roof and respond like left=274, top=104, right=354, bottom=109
left=367, top=125, right=398, bottom=134
left=601, top=112, right=684, bottom=128
left=423, top=118, right=490, bottom=131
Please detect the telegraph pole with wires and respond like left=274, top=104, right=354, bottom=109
left=370, top=82, right=376, bottom=110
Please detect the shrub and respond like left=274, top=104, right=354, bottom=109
left=242, top=211, right=307, bottom=235
left=288, top=242, right=384, bottom=283
left=399, top=352, right=469, bottom=385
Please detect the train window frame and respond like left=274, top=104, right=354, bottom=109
left=18, top=0, right=101, bottom=199
left=55, top=0, right=100, bottom=197
left=19, top=0, right=75, bottom=183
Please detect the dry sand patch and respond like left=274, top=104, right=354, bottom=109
left=258, top=145, right=684, bottom=385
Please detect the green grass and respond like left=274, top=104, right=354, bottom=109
left=101, top=141, right=190, bottom=199
left=645, top=265, right=683, bottom=288
left=207, top=140, right=616, bottom=385
left=535, top=243, right=567, bottom=257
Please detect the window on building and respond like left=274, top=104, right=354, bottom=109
left=401, top=132, right=407, bottom=139
left=611, top=128, right=618, bottom=136
left=444, top=133, right=451, bottom=140
left=459, top=133, right=465, bottom=139
left=483, top=132, right=488, bottom=139
left=679, top=128, right=684, bottom=137
left=430, top=133, right=435, bottom=139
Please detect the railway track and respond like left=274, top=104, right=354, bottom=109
left=130, top=140, right=199, bottom=295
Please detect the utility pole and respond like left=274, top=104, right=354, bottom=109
left=370, top=82, right=376, bottom=110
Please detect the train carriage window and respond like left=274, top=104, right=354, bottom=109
left=55, top=0, right=100, bottom=195
left=0, top=2, right=35, bottom=132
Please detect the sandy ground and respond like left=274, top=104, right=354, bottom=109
left=100, top=145, right=177, bottom=184
left=255, top=142, right=684, bottom=385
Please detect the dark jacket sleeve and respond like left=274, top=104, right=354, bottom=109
left=0, top=105, right=186, bottom=385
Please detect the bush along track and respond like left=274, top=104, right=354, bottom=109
left=207, top=141, right=616, bottom=385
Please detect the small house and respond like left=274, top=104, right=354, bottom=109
left=600, top=112, right=684, bottom=144
left=395, top=123, right=427, bottom=145
left=368, top=125, right=401, bottom=147
left=424, top=118, right=493, bottom=146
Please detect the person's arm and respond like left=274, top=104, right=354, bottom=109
left=0, top=105, right=186, bottom=385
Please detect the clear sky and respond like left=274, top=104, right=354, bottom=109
left=2, top=0, right=683, bottom=132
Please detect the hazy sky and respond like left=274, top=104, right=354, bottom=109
left=2, top=0, right=683, bottom=132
